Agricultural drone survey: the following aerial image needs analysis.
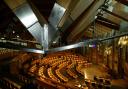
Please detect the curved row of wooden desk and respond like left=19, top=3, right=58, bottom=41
left=27, top=51, right=92, bottom=88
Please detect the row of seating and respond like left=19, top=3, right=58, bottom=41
left=67, top=68, right=78, bottom=79
left=55, top=69, right=68, bottom=82
left=40, top=57, right=60, bottom=66
left=0, top=48, right=19, bottom=59
left=84, top=76, right=111, bottom=89
left=47, top=58, right=60, bottom=65
left=39, top=62, right=69, bottom=82
left=51, top=60, right=67, bottom=68
left=31, top=59, right=41, bottom=65
left=17, top=75, right=31, bottom=85
left=0, top=77, right=22, bottom=89
left=67, top=61, right=76, bottom=69
left=93, top=76, right=111, bottom=85
left=38, top=66, right=47, bottom=78
left=0, top=48, right=13, bottom=53
left=29, top=64, right=37, bottom=73
left=30, top=51, right=87, bottom=66
left=58, top=61, right=70, bottom=69
left=76, top=64, right=84, bottom=75
left=37, top=60, right=71, bottom=83
left=47, top=67, right=60, bottom=82
left=27, top=51, right=91, bottom=85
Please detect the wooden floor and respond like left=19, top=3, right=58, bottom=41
left=82, top=65, right=110, bottom=80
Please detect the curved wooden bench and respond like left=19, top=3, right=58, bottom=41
left=76, top=64, right=84, bottom=75
left=55, top=69, right=68, bottom=82
left=38, top=66, right=47, bottom=78
left=51, top=60, right=66, bottom=68
left=67, top=61, right=76, bottom=69
left=47, top=67, right=60, bottom=82
left=58, top=61, right=70, bottom=69
left=67, top=68, right=78, bottom=79
left=29, top=64, right=37, bottom=73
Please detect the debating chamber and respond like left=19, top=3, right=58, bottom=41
left=0, top=0, right=128, bottom=89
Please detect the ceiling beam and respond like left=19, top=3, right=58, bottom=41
left=4, top=0, right=49, bottom=50
left=115, top=0, right=128, bottom=6
left=62, top=1, right=95, bottom=42
left=66, top=0, right=105, bottom=43
left=27, top=0, right=47, bottom=25
left=102, top=8, right=128, bottom=22
left=96, top=16, right=120, bottom=30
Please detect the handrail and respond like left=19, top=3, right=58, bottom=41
left=0, top=32, right=127, bottom=54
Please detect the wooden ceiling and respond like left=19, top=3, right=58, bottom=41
left=0, top=0, right=55, bottom=40
left=0, top=0, right=128, bottom=43
left=69, top=0, right=128, bottom=41
left=30, top=0, right=56, bottom=20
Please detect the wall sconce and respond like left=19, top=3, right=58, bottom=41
left=118, top=36, right=128, bottom=46
left=105, top=47, right=112, bottom=55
